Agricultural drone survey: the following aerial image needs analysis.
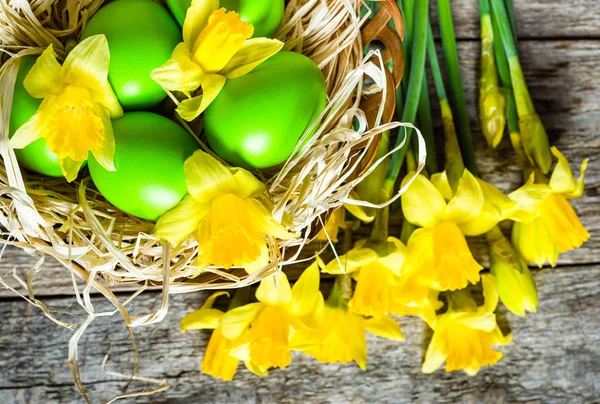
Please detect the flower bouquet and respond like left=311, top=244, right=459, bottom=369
left=0, top=0, right=590, bottom=401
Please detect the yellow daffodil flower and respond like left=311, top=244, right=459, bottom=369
left=486, top=227, right=538, bottom=317
left=150, top=0, right=284, bottom=121
left=290, top=276, right=403, bottom=370
left=322, top=238, right=438, bottom=324
left=510, top=147, right=589, bottom=267
left=322, top=237, right=406, bottom=317
left=155, top=150, right=295, bottom=273
left=180, top=291, right=267, bottom=380
left=218, top=264, right=323, bottom=371
left=422, top=275, right=511, bottom=375
left=479, top=13, right=506, bottom=148
left=401, top=169, right=517, bottom=291
left=9, top=35, right=123, bottom=181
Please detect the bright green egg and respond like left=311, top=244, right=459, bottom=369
left=82, top=0, right=181, bottom=110
left=166, top=0, right=284, bottom=38
left=89, top=112, right=198, bottom=221
left=204, top=51, right=327, bottom=169
left=9, top=55, right=63, bottom=177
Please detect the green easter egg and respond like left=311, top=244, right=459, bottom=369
left=9, top=55, right=63, bottom=177
left=166, top=0, right=284, bottom=38
left=82, top=0, right=181, bottom=110
left=204, top=51, right=327, bottom=169
left=89, top=112, right=199, bottom=221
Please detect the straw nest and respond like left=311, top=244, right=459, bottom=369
left=0, top=0, right=415, bottom=398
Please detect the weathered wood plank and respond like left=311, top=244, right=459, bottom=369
left=1, top=264, right=599, bottom=403
left=1, top=39, right=598, bottom=298
left=429, top=0, right=600, bottom=39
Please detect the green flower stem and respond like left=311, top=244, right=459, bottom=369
left=386, top=0, right=429, bottom=184
left=437, top=0, right=477, bottom=175
left=504, top=0, right=517, bottom=40
left=417, top=73, right=439, bottom=174
left=427, top=24, right=465, bottom=190
left=491, top=7, right=519, bottom=137
left=491, top=0, right=551, bottom=173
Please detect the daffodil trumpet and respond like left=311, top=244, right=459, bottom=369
left=155, top=150, right=295, bottom=274
left=150, top=0, right=284, bottom=121
left=9, top=35, right=123, bottom=182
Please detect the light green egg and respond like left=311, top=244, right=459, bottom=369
left=204, top=51, right=327, bottom=170
left=9, top=55, right=63, bottom=178
left=82, top=0, right=181, bottom=110
left=166, top=0, right=284, bottom=38
left=89, top=112, right=199, bottom=221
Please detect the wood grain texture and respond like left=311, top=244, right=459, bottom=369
left=429, top=0, right=600, bottom=39
left=2, top=39, right=598, bottom=297
left=0, top=264, right=599, bottom=403
left=1, top=1, right=599, bottom=402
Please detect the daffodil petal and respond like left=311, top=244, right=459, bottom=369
left=401, top=172, right=446, bottom=228
left=23, top=45, right=63, bottom=98
left=454, top=311, right=497, bottom=332
left=459, top=179, right=513, bottom=236
left=155, top=195, right=210, bottom=246
left=246, top=199, right=295, bottom=240
left=9, top=102, right=47, bottom=149
left=229, top=167, right=266, bottom=198
left=566, top=158, right=588, bottom=199
left=184, top=150, right=236, bottom=202
left=220, top=38, right=284, bottom=79
left=290, top=261, right=322, bottom=317
left=481, top=273, right=499, bottom=313
left=508, top=184, right=552, bottom=223
left=180, top=307, right=224, bottom=332
left=202, top=291, right=230, bottom=310
left=256, top=272, right=292, bottom=307
left=550, top=147, right=589, bottom=199
left=176, top=74, right=226, bottom=121
left=322, top=247, right=379, bottom=275
left=89, top=106, right=116, bottom=172
left=62, top=35, right=110, bottom=90
left=430, top=171, right=454, bottom=201
left=59, top=157, right=84, bottom=182
left=183, top=0, right=219, bottom=47
left=365, top=316, right=404, bottom=341
left=150, top=43, right=204, bottom=94
left=549, top=147, right=576, bottom=195
left=220, top=302, right=262, bottom=339
left=444, top=170, right=484, bottom=224
left=422, top=332, right=447, bottom=374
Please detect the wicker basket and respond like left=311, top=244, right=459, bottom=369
left=0, top=0, right=405, bottom=325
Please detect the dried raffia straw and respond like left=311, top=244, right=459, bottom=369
left=0, top=0, right=425, bottom=400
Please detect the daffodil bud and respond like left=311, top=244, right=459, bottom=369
left=507, top=59, right=552, bottom=174
left=519, top=112, right=552, bottom=175
left=486, top=227, right=538, bottom=316
left=440, top=99, right=465, bottom=191
left=479, top=14, right=506, bottom=148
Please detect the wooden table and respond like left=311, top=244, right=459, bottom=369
left=1, top=1, right=599, bottom=402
